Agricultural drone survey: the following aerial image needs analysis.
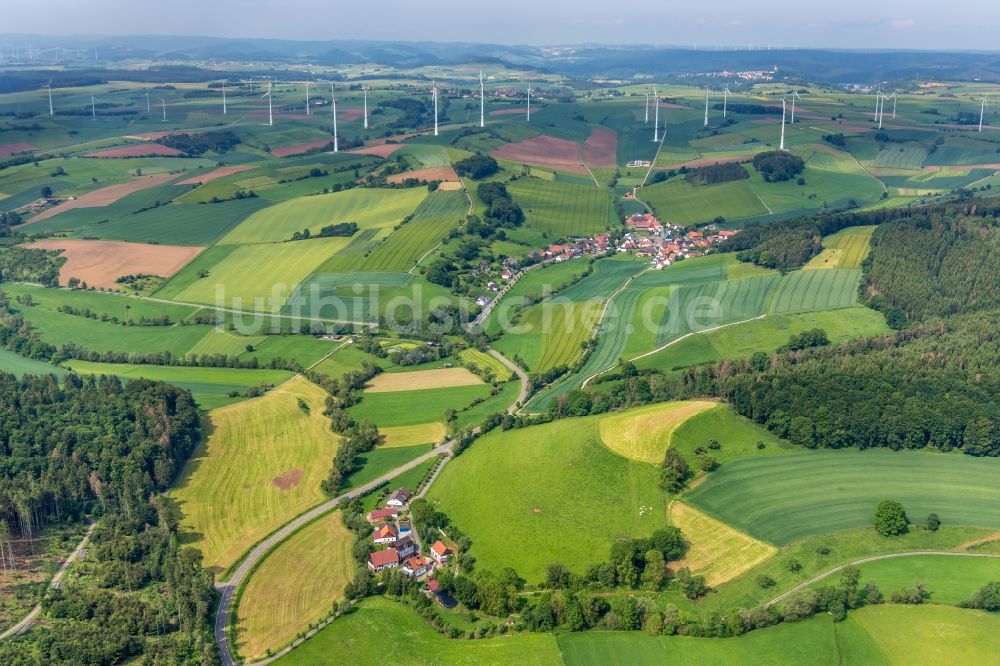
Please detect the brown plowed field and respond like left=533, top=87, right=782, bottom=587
left=490, top=135, right=589, bottom=175
left=178, top=165, right=256, bottom=185
left=0, top=143, right=37, bottom=157
left=582, top=128, right=618, bottom=168
left=349, top=143, right=404, bottom=158
left=386, top=166, right=459, bottom=184
left=271, top=140, right=334, bottom=158
left=29, top=239, right=204, bottom=289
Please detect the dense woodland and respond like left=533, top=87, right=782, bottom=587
left=0, top=374, right=216, bottom=665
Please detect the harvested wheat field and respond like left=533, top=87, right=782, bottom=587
left=668, top=501, right=777, bottom=586
left=598, top=400, right=717, bottom=464
left=365, top=367, right=483, bottom=393
left=270, top=140, right=334, bottom=158
left=88, top=143, right=185, bottom=158
left=387, top=166, right=459, bottom=184
left=0, top=142, right=37, bottom=157
left=26, top=173, right=177, bottom=224
left=178, top=165, right=255, bottom=185
left=582, top=128, right=618, bottom=169
left=381, top=422, right=447, bottom=447
left=490, top=135, right=589, bottom=175
left=29, top=239, right=204, bottom=289
left=350, top=143, right=404, bottom=158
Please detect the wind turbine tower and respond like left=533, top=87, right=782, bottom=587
left=263, top=79, right=273, bottom=127
left=331, top=83, right=339, bottom=152
left=653, top=88, right=660, bottom=142
left=780, top=97, right=786, bottom=151
left=91, top=95, right=96, bottom=120
left=161, top=98, right=166, bottom=122
left=145, top=92, right=150, bottom=114
left=480, top=69, right=485, bottom=128
left=877, top=94, right=885, bottom=130
left=433, top=79, right=439, bottom=136
left=790, top=91, right=801, bottom=124
left=645, top=89, right=650, bottom=123
left=363, top=86, right=369, bottom=129
left=704, top=88, right=710, bottom=127
left=723, top=87, right=730, bottom=118
left=305, top=78, right=310, bottom=116
left=222, top=82, right=227, bottom=115
left=980, top=95, right=991, bottom=133
left=527, top=84, right=532, bottom=122
left=44, top=81, right=53, bottom=116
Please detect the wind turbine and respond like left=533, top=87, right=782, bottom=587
left=704, top=88, right=710, bottom=127
left=161, top=98, right=166, bottom=122
left=43, top=80, right=53, bottom=116
left=527, top=83, right=532, bottom=122
left=789, top=90, right=802, bottom=124
left=145, top=92, right=150, bottom=114
left=432, top=78, right=439, bottom=136
left=877, top=94, right=886, bottom=130
left=363, top=86, right=369, bottom=129
left=248, top=77, right=253, bottom=93
left=645, top=89, right=650, bottom=124
left=723, top=87, right=730, bottom=118
left=263, top=79, right=273, bottom=127
left=980, top=94, right=991, bottom=133
left=653, top=88, right=660, bottom=142
left=331, top=83, right=339, bottom=152
left=304, top=77, right=310, bottom=116
left=91, top=95, right=96, bottom=121
left=780, top=97, right=787, bottom=151
left=222, top=82, right=227, bottom=115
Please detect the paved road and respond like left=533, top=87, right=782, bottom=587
left=0, top=522, right=96, bottom=640
left=214, top=441, right=455, bottom=666
left=487, top=348, right=529, bottom=413
left=764, top=550, right=1000, bottom=608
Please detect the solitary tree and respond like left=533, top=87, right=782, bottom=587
left=873, top=500, right=909, bottom=536
left=927, top=513, right=941, bottom=531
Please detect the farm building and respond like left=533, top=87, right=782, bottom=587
left=402, top=556, right=433, bottom=577
left=430, top=540, right=452, bottom=564
left=387, top=488, right=413, bottom=507
left=394, top=537, right=418, bottom=560
left=373, top=523, right=399, bottom=544
left=367, top=507, right=399, bottom=523
left=367, top=549, right=400, bottom=572
left=627, top=213, right=662, bottom=231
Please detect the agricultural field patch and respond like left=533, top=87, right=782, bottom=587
left=428, top=415, right=667, bottom=582
left=236, top=511, right=354, bottom=662
left=493, top=299, right=601, bottom=373
left=805, top=225, right=875, bottom=269
left=581, top=127, right=618, bottom=168
left=379, top=422, right=447, bottom=447
left=365, top=367, right=483, bottom=392
left=280, top=597, right=561, bottom=666
left=641, top=177, right=767, bottom=226
left=357, top=189, right=467, bottom=271
left=219, top=188, right=428, bottom=245
left=668, top=501, right=777, bottom=586
left=685, top=449, right=1000, bottom=545
left=87, top=143, right=184, bottom=158
left=490, top=135, right=589, bottom=175
left=24, top=173, right=177, bottom=224
left=598, top=400, right=717, bottom=464
left=767, top=268, right=861, bottom=314
left=386, top=166, right=459, bottom=184
left=458, top=348, right=512, bottom=381
left=0, top=348, right=68, bottom=377
left=853, top=605, right=1000, bottom=666
left=172, top=376, right=341, bottom=571
left=348, top=384, right=492, bottom=428
left=508, top=177, right=613, bottom=236
left=30, top=238, right=203, bottom=289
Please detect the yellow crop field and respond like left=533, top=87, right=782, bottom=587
left=598, top=400, right=717, bottom=463
left=380, top=422, right=447, bottom=447
left=365, top=367, right=484, bottom=392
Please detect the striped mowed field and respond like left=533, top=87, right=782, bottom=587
left=235, top=511, right=354, bottom=661
left=364, top=367, right=484, bottom=392
left=172, top=376, right=340, bottom=571
left=598, top=400, right=718, bottom=464
left=806, top=225, right=876, bottom=269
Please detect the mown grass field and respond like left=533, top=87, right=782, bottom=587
left=342, top=443, right=434, bottom=492
left=493, top=299, right=602, bottom=373
left=348, top=384, right=492, bottom=428
left=634, top=307, right=889, bottom=372
left=597, top=400, right=717, bottom=464
left=162, top=238, right=350, bottom=309
left=365, top=367, right=483, bottom=392
left=685, top=449, right=1000, bottom=545
left=668, top=404, right=792, bottom=467
left=810, top=554, right=1000, bottom=606
left=63, top=360, right=293, bottom=410
left=668, top=501, right=777, bottom=587
left=851, top=605, right=1000, bottom=665
left=0, top=348, right=67, bottom=377
left=454, top=380, right=521, bottom=429
left=172, top=376, right=341, bottom=571
left=358, top=189, right=467, bottom=272
left=767, top=269, right=861, bottom=315
left=280, top=597, right=561, bottom=666
left=219, top=188, right=428, bottom=245
left=428, top=415, right=667, bottom=583
left=459, top=348, right=512, bottom=381
left=236, top=511, right=354, bottom=661
left=805, top=225, right=875, bottom=269
left=482, top=259, right=590, bottom=334
left=507, top=177, right=614, bottom=236
left=640, top=177, right=767, bottom=226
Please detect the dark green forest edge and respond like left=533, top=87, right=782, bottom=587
left=2, top=197, right=1000, bottom=660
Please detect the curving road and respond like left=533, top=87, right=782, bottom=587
left=487, top=348, right=529, bottom=413
left=764, top=550, right=1000, bottom=608
left=215, top=441, right=454, bottom=666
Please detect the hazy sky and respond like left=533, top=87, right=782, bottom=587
left=4, top=0, right=1000, bottom=51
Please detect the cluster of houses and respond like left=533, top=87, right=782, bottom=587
left=620, top=212, right=739, bottom=269
left=365, top=487, right=454, bottom=595
left=539, top=232, right=611, bottom=263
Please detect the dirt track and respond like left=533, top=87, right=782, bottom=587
left=178, top=165, right=255, bottom=185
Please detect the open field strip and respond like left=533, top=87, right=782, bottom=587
left=349, top=384, right=493, bottom=428
left=767, top=268, right=861, bottom=314
left=279, top=597, right=561, bottom=666
left=459, top=348, right=512, bottom=381
left=235, top=511, right=354, bottom=662
left=218, top=188, right=429, bottom=245
left=598, top=400, right=717, bottom=463
left=379, top=422, right=447, bottom=447
left=668, top=501, right=777, bottom=587
left=173, top=376, right=341, bottom=571
left=805, top=225, right=876, bottom=269
left=685, top=449, right=1000, bottom=546
left=358, top=189, right=467, bottom=272
left=364, top=367, right=483, bottom=392
left=508, top=176, right=614, bottom=235
left=0, top=349, right=68, bottom=377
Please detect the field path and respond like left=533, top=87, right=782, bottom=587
left=0, top=522, right=96, bottom=640
left=764, top=551, right=1000, bottom=608
left=487, top=348, right=529, bottom=411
